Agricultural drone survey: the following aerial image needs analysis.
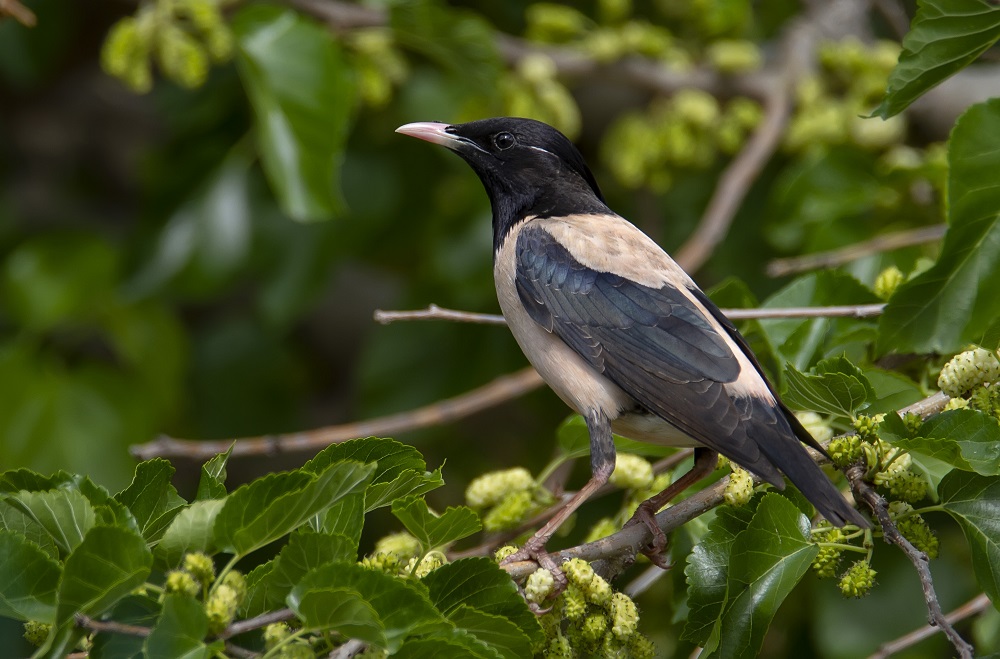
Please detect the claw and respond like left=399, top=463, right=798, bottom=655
left=624, top=502, right=671, bottom=569
left=501, top=538, right=569, bottom=599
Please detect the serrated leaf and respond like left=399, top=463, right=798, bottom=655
left=44, top=526, right=153, bottom=658
left=5, top=488, right=96, bottom=555
left=288, top=562, right=448, bottom=652
left=196, top=445, right=232, bottom=501
left=863, top=367, right=926, bottom=415
left=0, top=530, right=60, bottom=622
left=233, top=4, right=355, bottom=222
left=681, top=506, right=755, bottom=645
left=265, top=528, right=356, bottom=606
left=394, top=630, right=503, bottom=659
left=448, top=605, right=533, bottom=659
left=391, top=496, right=481, bottom=551
left=704, top=494, right=819, bottom=658
left=782, top=356, right=874, bottom=418
left=156, top=499, right=226, bottom=568
left=214, top=460, right=373, bottom=557
left=893, top=409, right=1000, bottom=475
left=144, top=594, right=214, bottom=659
left=874, top=0, right=1000, bottom=118
left=115, top=459, right=186, bottom=542
left=878, top=99, right=1000, bottom=353
left=939, top=470, right=1000, bottom=604
left=422, top=557, right=543, bottom=645
left=303, top=437, right=445, bottom=511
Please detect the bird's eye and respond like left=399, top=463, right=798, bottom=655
left=493, top=132, right=515, bottom=150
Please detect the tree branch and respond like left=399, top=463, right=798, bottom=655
left=868, top=593, right=989, bottom=659
left=0, top=0, right=36, bottom=27
left=375, top=303, right=886, bottom=326
left=847, top=467, right=974, bottom=659
left=766, top=225, right=947, bottom=277
left=75, top=613, right=151, bottom=638
left=217, top=608, right=297, bottom=640
left=130, top=367, right=544, bottom=461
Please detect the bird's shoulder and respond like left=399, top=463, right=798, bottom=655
left=520, top=213, right=694, bottom=290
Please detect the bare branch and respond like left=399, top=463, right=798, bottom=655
left=0, top=0, right=37, bottom=27
left=218, top=608, right=297, bottom=640
left=847, top=467, right=974, bottom=659
left=75, top=613, right=151, bottom=638
left=868, top=593, right=990, bottom=659
left=130, top=367, right=544, bottom=461
left=766, top=225, right=947, bottom=277
left=374, top=303, right=886, bottom=326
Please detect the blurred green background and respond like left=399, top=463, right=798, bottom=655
left=0, top=0, right=994, bottom=655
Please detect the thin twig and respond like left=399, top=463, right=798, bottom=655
left=847, top=467, right=974, bottom=659
left=218, top=608, right=297, bottom=640
left=130, top=367, right=544, bottom=461
left=766, top=225, right=947, bottom=277
left=225, top=642, right=259, bottom=658
left=868, top=593, right=990, bottom=659
left=330, top=639, right=368, bottom=658
left=375, top=303, right=886, bottom=326
left=75, top=613, right=151, bottom=638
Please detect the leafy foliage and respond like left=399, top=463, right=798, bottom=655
left=3, top=0, right=1000, bottom=656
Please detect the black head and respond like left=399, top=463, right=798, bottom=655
left=397, top=117, right=608, bottom=252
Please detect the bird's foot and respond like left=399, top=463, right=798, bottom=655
left=500, top=537, right=569, bottom=596
left=624, top=503, right=671, bottom=569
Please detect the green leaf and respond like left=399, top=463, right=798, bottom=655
left=391, top=496, right=481, bottom=550
left=5, top=488, right=96, bottom=555
left=288, top=562, right=449, bottom=652
left=44, top=526, right=153, bottom=657
left=448, top=604, right=533, bottom=659
left=89, top=595, right=160, bottom=659
left=705, top=494, right=819, bottom=658
left=939, top=470, right=1000, bottom=604
left=682, top=506, right=755, bottom=645
left=156, top=499, right=226, bottom=568
left=874, top=0, right=1000, bottom=118
left=115, top=458, right=186, bottom=542
left=422, top=557, right=543, bottom=646
left=317, top=492, right=365, bottom=545
left=214, top=460, right=374, bottom=557
left=878, top=99, right=1000, bottom=353
left=304, top=436, right=445, bottom=511
left=264, top=528, right=357, bottom=606
left=0, top=500, right=59, bottom=558
left=144, top=594, right=214, bottom=659
left=893, top=409, right=1000, bottom=475
left=863, top=367, right=926, bottom=415
left=233, top=4, right=355, bottom=222
left=240, top=561, right=276, bottom=618
left=758, top=271, right=880, bottom=372
left=394, top=630, right=503, bottom=659
left=781, top=355, right=875, bottom=418
left=0, top=530, right=60, bottom=622
left=196, top=445, right=232, bottom=501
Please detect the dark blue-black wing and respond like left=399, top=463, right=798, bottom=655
left=514, top=223, right=784, bottom=481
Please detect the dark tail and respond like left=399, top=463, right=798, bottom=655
left=758, top=403, right=870, bottom=528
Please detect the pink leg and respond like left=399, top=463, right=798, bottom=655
left=625, top=448, right=719, bottom=567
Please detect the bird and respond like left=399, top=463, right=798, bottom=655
left=396, top=117, right=869, bottom=569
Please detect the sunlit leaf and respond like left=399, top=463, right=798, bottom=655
left=879, top=99, right=1000, bottom=353
left=939, top=470, right=1000, bottom=605
left=144, top=594, right=215, bottom=659
left=874, top=0, right=1000, bottom=118
left=0, top=530, right=60, bottom=622
left=233, top=4, right=355, bottom=221
left=892, top=409, right=1000, bottom=475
